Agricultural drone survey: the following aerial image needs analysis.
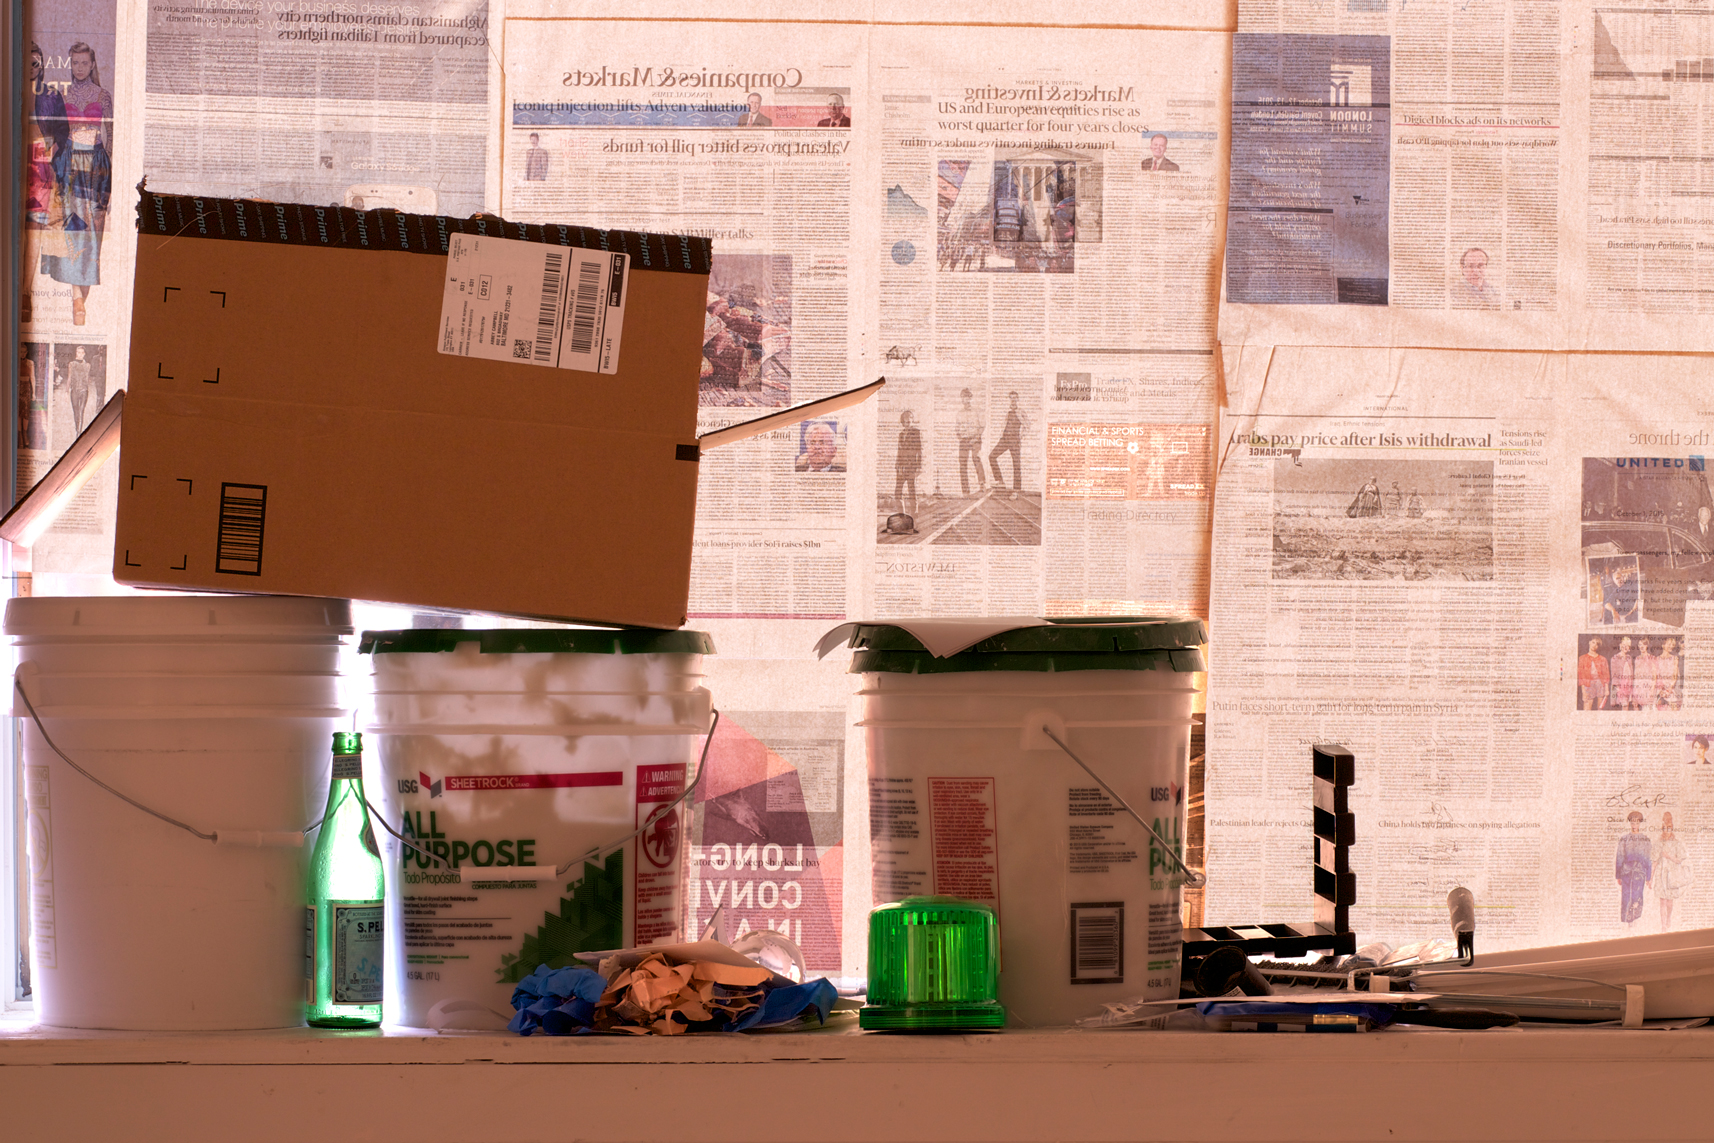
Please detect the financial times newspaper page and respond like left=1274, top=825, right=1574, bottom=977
left=1219, top=1, right=1569, bottom=351
left=1219, top=0, right=1714, bottom=352
left=142, top=0, right=490, bottom=216
left=866, top=23, right=1225, bottom=621
left=1206, top=347, right=1714, bottom=950
left=500, top=17, right=867, bottom=625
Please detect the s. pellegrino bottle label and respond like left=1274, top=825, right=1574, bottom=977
left=333, top=755, right=363, bottom=781
left=332, top=901, right=384, bottom=1005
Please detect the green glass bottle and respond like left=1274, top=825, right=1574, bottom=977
left=306, top=731, right=385, bottom=1027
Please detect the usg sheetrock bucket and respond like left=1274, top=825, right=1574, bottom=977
left=6, top=594, right=350, bottom=1030
left=362, top=628, right=712, bottom=1029
left=847, top=618, right=1205, bottom=1027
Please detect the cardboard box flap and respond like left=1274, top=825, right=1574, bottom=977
left=0, top=391, right=123, bottom=547
left=696, top=378, right=886, bottom=450
left=137, top=187, right=713, bottom=273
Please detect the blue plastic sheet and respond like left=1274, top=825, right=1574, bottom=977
left=730, top=977, right=838, bottom=1031
left=507, top=965, right=608, bottom=1036
left=506, top=961, right=838, bottom=1036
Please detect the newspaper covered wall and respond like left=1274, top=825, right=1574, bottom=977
left=1220, top=0, right=1714, bottom=352
left=18, top=2, right=1229, bottom=984
left=1206, top=347, right=1714, bottom=949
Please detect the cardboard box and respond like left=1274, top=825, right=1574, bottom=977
left=100, top=190, right=878, bottom=627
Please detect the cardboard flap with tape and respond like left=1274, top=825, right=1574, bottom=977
left=97, top=189, right=881, bottom=626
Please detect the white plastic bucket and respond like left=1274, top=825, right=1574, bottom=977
left=852, top=619, right=1205, bottom=1027
left=6, top=594, right=351, bottom=1030
left=362, top=629, right=713, bottom=1030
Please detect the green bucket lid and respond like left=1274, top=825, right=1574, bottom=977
left=846, top=617, right=1205, bottom=675
left=359, top=628, right=715, bottom=656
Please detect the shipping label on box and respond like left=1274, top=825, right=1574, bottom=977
left=440, top=235, right=628, bottom=374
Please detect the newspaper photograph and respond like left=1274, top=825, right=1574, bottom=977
left=1270, top=458, right=1494, bottom=582
left=1206, top=347, right=1714, bottom=950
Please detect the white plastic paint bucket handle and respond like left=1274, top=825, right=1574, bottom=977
left=15, top=666, right=312, bottom=850
left=214, top=831, right=305, bottom=848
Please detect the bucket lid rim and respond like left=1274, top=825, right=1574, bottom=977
left=360, top=628, right=714, bottom=656
left=840, top=616, right=1205, bottom=657
left=841, top=617, right=1205, bottom=674
left=853, top=644, right=1207, bottom=675
left=4, top=595, right=353, bottom=636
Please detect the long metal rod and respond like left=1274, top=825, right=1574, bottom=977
left=1042, top=725, right=1205, bottom=888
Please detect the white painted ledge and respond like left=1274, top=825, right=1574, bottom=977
left=3, top=1018, right=1712, bottom=1142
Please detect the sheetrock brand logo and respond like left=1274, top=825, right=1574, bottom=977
left=1329, top=63, right=1372, bottom=107
left=1148, top=782, right=1184, bottom=805
left=419, top=770, right=624, bottom=794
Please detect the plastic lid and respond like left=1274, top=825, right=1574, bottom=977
left=861, top=896, right=1005, bottom=1032
left=4, top=594, right=353, bottom=638
left=847, top=617, right=1206, bottom=675
left=359, top=628, right=715, bottom=656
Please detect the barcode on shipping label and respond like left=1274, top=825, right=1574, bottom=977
left=215, top=482, right=267, bottom=576
left=438, top=234, right=627, bottom=374
left=1069, top=902, right=1124, bottom=984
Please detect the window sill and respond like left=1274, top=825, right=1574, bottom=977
left=4, top=1017, right=1712, bottom=1141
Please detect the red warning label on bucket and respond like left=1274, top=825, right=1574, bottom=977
left=634, top=763, right=687, bottom=945
left=443, top=771, right=622, bottom=792
left=928, top=777, right=1000, bottom=913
